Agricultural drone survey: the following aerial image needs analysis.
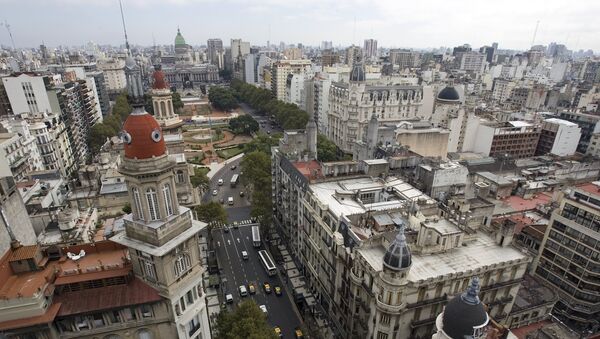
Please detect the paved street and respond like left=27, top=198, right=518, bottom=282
left=213, top=224, right=302, bottom=338
left=239, top=102, right=284, bottom=135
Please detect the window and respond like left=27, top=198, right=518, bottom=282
left=380, top=313, right=391, bottom=325
left=180, top=297, right=187, bottom=312
left=187, top=289, right=194, bottom=304
left=377, top=331, right=389, bottom=339
left=137, top=329, right=153, bottom=339
left=174, top=254, right=191, bottom=278
left=188, top=315, right=201, bottom=336
left=146, top=188, right=160, bottom=221
left=108, top=310, right=122, bottom=324
left=177, top=170, right=185, bottom=183
left=92, top=313, right=105, bottom=327
left=163, top=184, right=174, bottom=216
left=132, top=187, right=143, bottom=220
left=122, top=308, right=137, bottom=321
left=140, top=259, right=157, bottom=281
left=140, top=304, right=153, bottom=318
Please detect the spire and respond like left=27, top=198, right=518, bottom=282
left=461, top=276, right=481, bottom=305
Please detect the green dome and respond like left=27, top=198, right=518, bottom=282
left=174, top=28, right=186, bottom=46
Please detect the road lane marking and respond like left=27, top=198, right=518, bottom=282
left=219, top=231, right=230, bottom=260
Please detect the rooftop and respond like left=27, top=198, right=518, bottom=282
left=476, top=171, right=513, bottom=186
left=511, top=274, right=557, bottom=313
left=544, top=118, right=578, bottom=127
left=357, top=230, right=528, bottom=281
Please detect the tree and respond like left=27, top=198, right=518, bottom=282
left=229, top=114, right=259, bottom=135
left=195, top=201, right=228, bottom=226
left=241, top=151, right=272, bottom=228
left=190, top=167, right=209, bottom=191
left=208, top=87, right=238, bottom=111
left=122, top=203, right=131, bottom=214
left=317, top=134, right=342, bottom=162
left=243, top=133, right=279, bottom=155
left=218, top=69, right=232, bottom=81
left=215, top=300, right=277, bottom=339
left=172, top=92, right=184, bottom=111
left=112, top=93, right=132, bottom=121
left=88, top=123, right=116, bottom=154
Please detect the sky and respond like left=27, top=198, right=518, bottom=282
left=1, top=0, right=599, bottom=52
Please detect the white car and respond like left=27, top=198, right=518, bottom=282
left=225, top=294, right=233, bottom=303
left=218, top=179, right=224, bottom=186
left=241, top=251, right=248, bottom=260
left=239, top=285, right=248, bottom=297
left=212, top=189, right=218, bottom=196
left=260, top=304, right=267, bottom=314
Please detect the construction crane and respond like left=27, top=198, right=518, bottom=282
left=0, top=20, right=16, bottom=50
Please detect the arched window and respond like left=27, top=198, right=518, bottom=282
left=160, top=101, right=166, bottom=117
left=177, top=170, right=185, bottom=183
left=168, top=100, right=173, bottom=115
left=174, top=254, right=191, bottom=277
left=132, top=187, right=144, bottom=220
left=163, top=184, right=174, bottom=216
left=146, top=188, right=160, bottom=221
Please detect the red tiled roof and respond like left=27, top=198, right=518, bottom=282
left=293, top=160, right=322, bottom=180
left=54, top=278, right=162, bottom=316
left=0, top=303, right=61, bottom=331
left=576, top=182, right=600, bottom=197
left=502, top=193, right=552, bottom=213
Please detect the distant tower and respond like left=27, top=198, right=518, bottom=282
left=150, top=65, right=183, bottom=133
left=306, top=116, right=317, bottom=160
left=432, top=277, right=489, bottom=339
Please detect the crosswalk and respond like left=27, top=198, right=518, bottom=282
left=211, top=220, right=258, bottom=229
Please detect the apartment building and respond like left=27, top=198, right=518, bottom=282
left=0, top=119, right=41, bottom=180
left=533, top=182, right=600, bottom=336
left=492, top=78, right=516, bottom=102
left=559, top=111, right=600, bottom=153
left=328, top=63, right=424, bottom=153
left=462, top=120, right=541, bottom=159
left=535, top=118, right=581, bottom=157
left=97, top=58, right=127, bottom=97
left=271, top=59, right=312, bottom=101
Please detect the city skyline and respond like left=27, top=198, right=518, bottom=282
left=1, top=0, right=599, bottom=52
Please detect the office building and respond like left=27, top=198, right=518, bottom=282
left=463, top=120, right=541, bottom=159
left=389, top=49, right=420, bottom=69
left=533, top=182, right=600, bottom=336
left=559, top=111, right=600, bottom=153
left=346, top=46, right=363, bottom=66
left=535, top=118, right=581, bottom=157
left=321, top=49, right=340, bottom=67
left=459, top=52, right=486, bottom=74
left=207, top=38, right=224, bottom=67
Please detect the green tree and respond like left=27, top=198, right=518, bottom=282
left=243, top=133, right=279, bottom=155
left=190, top=167, right=210, bottom=191
left=88, top=123, right=116, bottom=154
left=112, top=93, right=132, bottom=121
left=218, top=69, right=232, bottom=81
left=216, top=300, right=277, bottom=339
left=172, top=92, right=184, bottom=111
left=122, top=202, right=132, bottom=214
left=195, top=201, right=228, bottom=226
left=209, top=87, right=238, bottom=111
left=229, top=114, right=259, bottom=135
left=317, top=134, right=342, bottom=161
left=241, top=151, right=272, bottom=228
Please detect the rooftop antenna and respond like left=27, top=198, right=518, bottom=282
left=530, top=20, right=540, bottom=48
left=353, top=16, right=357, bottom=46
left=1, top=20, right=16, bottom=51
left=268, top=23, right=271, bottom=49
left=118, top=0, right=130, bottom=56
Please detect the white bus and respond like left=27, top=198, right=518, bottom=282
left=230, top=174, right=239, bottom=188
left=258, top=250, right=276, bottom=276
left=251, top=226, right=261, bottom=248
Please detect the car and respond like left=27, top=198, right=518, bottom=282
left=238, top=285, right=248, bottom=297
left=228, top=197, right=234, bottom=205
left=241, top=250, right=248, bottom=260
left=263, top=282, right=271, bottom=294
left=259, top=304, right=267, bottom=314
left=274, top=326, right=282, bottom=337
left=212, top=189, right=218, bottom=196
left=225, top=293, right=233, bottom=304
left=232, top=222, right=239, bottom=229
left=295, top=328, right=304, bottom=338
left=239, top=191, right=245, bottom=197
left=218, top=179, right=224, bottom=186
left=266, top=130, right=271, bottom=134
left=248, top=283, right=256, bottom=294
left=223, top=225, right=229, bottom=233
left=274, top=286, right=282, bottom=296
left=231, top=165, right=237, bottom=170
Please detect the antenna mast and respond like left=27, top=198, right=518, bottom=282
left=531, top=20, right=540, bottom=47
left=118, top=0, right=130, bottom=55
left=1, top=20, right=16, bottom=50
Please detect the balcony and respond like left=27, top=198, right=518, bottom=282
left=410, top=315, right=437, bottom=329
left=406, top=295, right=447, bottom=309
left=376, top=295, right=403, bottom=313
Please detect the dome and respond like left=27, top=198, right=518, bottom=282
left=122, top=110, right=166, bottom=160
left=349, top=63, right=366, bottom=82
left=442, top=277, right=489, bottom=339
left=152, top=65, right=169, bottom=90
left=437, top=86, right=460, bottom=102
left=174, top=28, right=186, bottom=46
left=383, top=223, right=411, bottom=271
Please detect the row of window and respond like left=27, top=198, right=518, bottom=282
left=55, top=305, right=154, bottom=333
left=132, top=184, right=174, bottom=221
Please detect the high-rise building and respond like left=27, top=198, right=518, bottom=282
left=97, top=58, right=127, bottom=98
left=363, top=38, right=378, bottom=59
left=270, top=59, right=312, bottom=101
left=283, top=48, right=302, bottom=60
left=321, top=49, right=340, bottom=67
left=459, top=51, right=486, bottom=74
left=535, top=118, right=581, bottom=157
left=389, top=49, right=420, bottom=69
left=346, top=45, right=363, bottom=66
left=206, top=38, right=223, bottom=67
left=321, top=41, right=333, bottom=50
left=533, top=182, right=600, bottom=336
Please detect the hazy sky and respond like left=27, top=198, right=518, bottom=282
left=1, top=0, right=599, bottom=51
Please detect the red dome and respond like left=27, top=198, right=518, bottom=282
left=122, top=112, right=166, bottom=159
left=152, top=69, right=169, bottom=90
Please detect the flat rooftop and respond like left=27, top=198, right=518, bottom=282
left=357, top=231, right=528, bottom=282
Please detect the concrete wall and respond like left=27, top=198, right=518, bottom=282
left=396, top=131, right=449, bottom=159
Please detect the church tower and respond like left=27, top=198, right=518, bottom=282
left=112, top=61, right=210, bottom=339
